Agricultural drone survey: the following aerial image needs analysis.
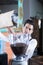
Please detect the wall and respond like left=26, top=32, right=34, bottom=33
left=0, top=4, right=18, bottom=13
left=42, top=4, right=43, bottom=18
left=23, top=0, right=30, bottom=22
left=42, top=20, right=43, bottom=53
left=42, top=5, right=43, bottom=52
left=29, top=0, right=43, bottom=19
left=0, top=0, right=43, bottom=21
left=23, top=0, right=43, bottom=21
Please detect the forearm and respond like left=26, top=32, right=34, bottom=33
left=7, top=27, right=15, bottom=35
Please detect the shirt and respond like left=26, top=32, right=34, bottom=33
left=17, top=34, right=37, bottom=60
left=25, top=38, right=37, bottom=60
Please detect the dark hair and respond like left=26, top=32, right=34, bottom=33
left=24, top=19, right=34, bottom=26
left=13, top=11, right=18, bottom=16
left=11, top=12, right=18, bottom=26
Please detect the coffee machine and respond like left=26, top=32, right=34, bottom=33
left=10, top=42, right=28, bottom=65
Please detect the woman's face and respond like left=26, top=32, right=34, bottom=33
left=23, top=23, right=33, bottom=35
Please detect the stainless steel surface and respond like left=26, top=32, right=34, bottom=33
left=12, top=59, right=28, bottom=65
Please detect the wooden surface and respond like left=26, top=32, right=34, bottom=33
left=30, top=56, right=43, bottom=65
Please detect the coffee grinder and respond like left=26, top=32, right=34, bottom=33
left=10, top=42, right=28, bottom=65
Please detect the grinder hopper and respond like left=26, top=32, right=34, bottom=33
left=10, top=42, right=28, bottom=56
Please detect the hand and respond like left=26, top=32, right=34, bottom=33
left=22, top=27, right=25, bottom=33
left=7, top=27, right=16, bottom=35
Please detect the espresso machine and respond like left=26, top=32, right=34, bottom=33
left=10, top=42, right=28, bottom=65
